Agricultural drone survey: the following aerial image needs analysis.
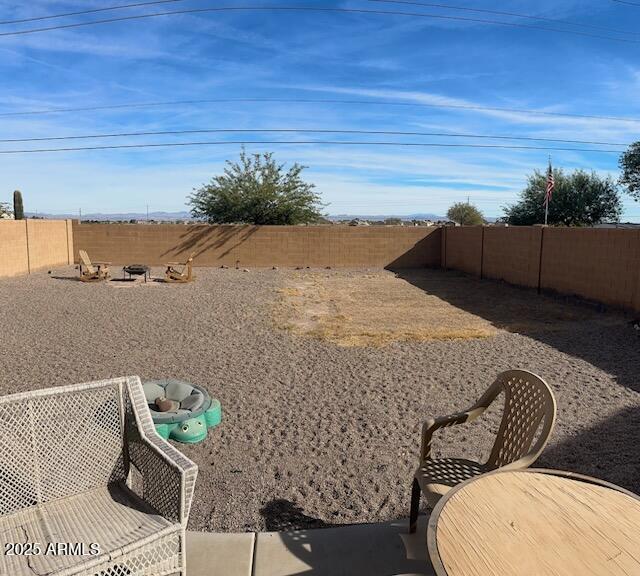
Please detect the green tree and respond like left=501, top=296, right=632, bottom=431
left=447, top=202, right=484, bottom=225
left=504, top=168, right=622, bottom=226
left=189, top=148, right=324, bottom=225
left=13, top=190, right=24, bottom=220
left=384, top=217, right=403, bottom=225
left=619, top=141, right=640, bottom=201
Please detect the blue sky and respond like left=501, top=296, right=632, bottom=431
left=1, top=0, right=639, bottom=219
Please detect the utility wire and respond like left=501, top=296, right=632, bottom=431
left=0, top=140, right=625, bottom=154
left=0, top=127, right=628, bottom=147
left=2, top=0, right=628, bottom=37
left=611, top=0, right=640, bottom=6
left=370, top=0, right=640, bottom=36
left=0, top=5, right=638, bottom=43
left=1, top=97, right=638, bottom=124
left=0, top=0, right=185, bottom=26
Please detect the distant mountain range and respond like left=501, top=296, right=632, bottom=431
left=26, top=211, right=192, bottom=221
left=327, top=213, right=445, bottom=221
left=25, top=210, right=447, bottom=221
left=25, top=210, right=497, bottom=222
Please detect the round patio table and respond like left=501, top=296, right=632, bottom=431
left=427, top=468, right=640, bottom=576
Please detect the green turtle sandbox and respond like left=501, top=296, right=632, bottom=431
left=143, top=379, right=222, bottom=444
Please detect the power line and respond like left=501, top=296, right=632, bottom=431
left=370, top=0, right=640, bottom=37
left=0, top=139, right=625, bottom=154
left=4, top=0, right=630, bottom=37
left=0, top=0, right=185, bottom=26
left=611, top=0, right=640, bottom=6
left=0, top=127, right=628, bottom=147
left=2, top=97, right=638, bottom=124
left=0, top=5, right=638, bottom=43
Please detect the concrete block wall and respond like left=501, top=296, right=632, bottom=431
left=0, top=221, right=30, bottom=277
left=442, top=226, right=483, bottom=276
left=25, top=220, right=72, bottom=272
left=0, top=219, right=73, bottom=278
left=8, top=220, right=640, bottom=314
left=483, top=226, right=542, bottom=288
left=444, top=225, right=640, bottom=312
left=541, top=228, right=640, bottom=310
left=66, top=219, right=74, bottom=265
left=71, top=223, right=442, bottom=269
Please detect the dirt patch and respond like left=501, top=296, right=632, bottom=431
left=275, top=270, right=623, bottom=347
left=275, top=271, right=497, bottom=346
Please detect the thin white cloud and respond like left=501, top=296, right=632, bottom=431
left=291, top=84, right=640, bottom=137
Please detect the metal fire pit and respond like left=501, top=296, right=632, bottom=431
left=122, top=264, right=150, bottom=282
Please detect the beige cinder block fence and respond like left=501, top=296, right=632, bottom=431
left=0, top=219, right=73, bottom=278
left=443, top=226, right=640, bottom=312
left=4, top=220, right=640, bottom=313
left=71, top=223, right=442, bottom=269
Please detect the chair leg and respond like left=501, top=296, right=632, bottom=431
left=409, top=478, right=421, bottom=534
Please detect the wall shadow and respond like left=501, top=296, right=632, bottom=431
left=386, top=230, right=442, bottom=269
left=389, top=268, right=640, bottom=494
left=391, top=268, right=640, bottom=394
left=537, top=406, right=640, bottom=494
left=259, top=500, right=433, bottom=576
left=160, top=225, right=259, bottom=260
left=260, top=499, right=338, bottom=531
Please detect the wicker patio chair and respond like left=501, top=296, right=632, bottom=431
left=165, top=252, right=195, bottom=283
left=0, top=376, right=197, bottom=576
left=78, top=249, right=111, bottom=282
left=409, top=369, right=556, bottom=533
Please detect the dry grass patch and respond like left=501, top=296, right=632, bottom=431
left=275, top=271, right=497, bottom=346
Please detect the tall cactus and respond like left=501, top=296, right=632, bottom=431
left=13, top=190, right=24, bottom=220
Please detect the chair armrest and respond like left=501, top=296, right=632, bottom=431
left=166, top=262, right=183, bottom=266
left=127, top=429, right=198, bottom=524
left=420, top=406, right=486, bottom=461
left=125, top=377, right=197, bottom=525
left=94, top=261, right=112, bottom=265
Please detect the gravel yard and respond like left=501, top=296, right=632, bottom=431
left=0, top=266, right=638, bottom=532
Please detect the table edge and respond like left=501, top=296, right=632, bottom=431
left=426, top=467, right=640, bottom=576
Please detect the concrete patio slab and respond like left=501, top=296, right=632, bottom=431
left=187, top=531, right=255, bottom=576
left=253, top=516, right=435, bottom=576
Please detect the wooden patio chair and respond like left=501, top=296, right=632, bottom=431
left=165, top=252, right=195, bottom=283
left=78, top=249, right=111, bottom=282
left=409, top=369, right=556, bottom=533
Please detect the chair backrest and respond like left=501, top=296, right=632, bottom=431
left=0, top=379, right=128, bottom=516
left=483, top=370, right=556, bottom=470
left=184, top=253, right=195, bottom=279
left=78, top=249, right=95, bottom=274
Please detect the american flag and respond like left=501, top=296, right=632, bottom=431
left=544, top=161, right=554, bottom=206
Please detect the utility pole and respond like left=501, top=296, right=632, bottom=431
left=146, top=204, right=149, bottom=222
left=79, top=208, right=82, bottom=221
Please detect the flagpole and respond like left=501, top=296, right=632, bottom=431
left=544, top=155, right=551, bottom=226
left=544, top=197, right=549, bottom=226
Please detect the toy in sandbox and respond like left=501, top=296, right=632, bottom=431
left=143, top=379, right=222, bottom=444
